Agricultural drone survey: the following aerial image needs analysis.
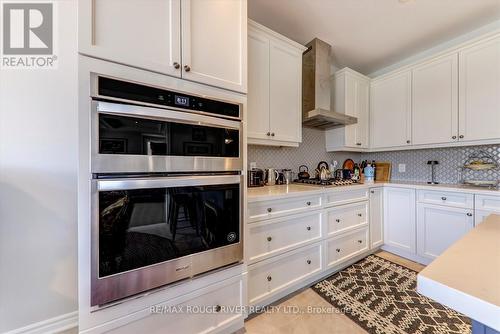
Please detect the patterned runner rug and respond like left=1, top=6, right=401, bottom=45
left=312, top=255, right=471, bottom=334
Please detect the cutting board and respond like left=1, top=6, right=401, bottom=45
left=375, top=162, right=391, bottom=182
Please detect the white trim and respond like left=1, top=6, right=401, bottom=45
left=5, top=312, right=78, bottom=334
left=248, top=19, right=307, bottom=52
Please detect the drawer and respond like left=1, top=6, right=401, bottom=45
left=325, top=201, right=368, bottom=237
left=475, top=194, right=500, bottom=212
left=324, top=188, right=369, bottom=207
left=248, top=195, right=322, bottom=222
left=326, top=227, right=369, bottom=268
left=248, top=244, right=322, bottom=305
left=247, top=211, right=322, bottom=263
left=107, top=276, right=244, bottom=334
left=417, top=190, right=473, bottom=209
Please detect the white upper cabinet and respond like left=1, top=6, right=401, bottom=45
left=459, top=36, right=500, bottom=142
left=370, top=71, right=412, bottom=149
left=79, top=0, right=182, bottom=77
left=181, top=0, right=247, bottom=92
left=325, top=68, right=370, bottom=151
left=412, top=54, right=458, bottom=145
left=79, top=0, right=247, bottom=93
left=247, top=21, right=305, bottom=147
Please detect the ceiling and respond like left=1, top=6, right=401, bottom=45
left=248, top=0, right=500, bottom=75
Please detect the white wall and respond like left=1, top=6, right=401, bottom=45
left=0, top=0, right=78, bottom=332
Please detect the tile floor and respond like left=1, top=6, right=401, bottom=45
left=242, top=251, right=425, bottom=334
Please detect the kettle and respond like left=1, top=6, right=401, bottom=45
left=315, top=161, right=331, bottom=181
left=297, top=165, right=310, bottom=180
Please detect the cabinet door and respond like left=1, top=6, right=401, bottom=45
left=370, top=71, right=412, bottom=148
left=417, top=204, right=473, bottom=260
left=344, top=74, right=370, bottom=148
left=181, top=0, right=247, bottom=92
left=269, top=40, right=302, bottom=143
left=247, top=30, right=271, bottom=140
left=384, top=187, right=416, bottom=254
left=79, top=0, right=181, bottom=76
left=412, top=54, right=458, bottom=145
left=459, top=36, right=500, bottom=142
left=369, top=188, right=384, bottom=248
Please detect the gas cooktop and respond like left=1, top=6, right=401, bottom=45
left=293, top=178, right=356, bottom=186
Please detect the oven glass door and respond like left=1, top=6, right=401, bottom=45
left=92, top=101, right=243, bottom=173
left=96, top=175, right=241, bottom=279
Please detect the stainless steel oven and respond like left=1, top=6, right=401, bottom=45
left=89, top=75, right=244, bottom=306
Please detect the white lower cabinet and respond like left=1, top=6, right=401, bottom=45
left=325, top=227, right=369, bottom=268
left=247, top=243, right=322, bottom=305
left=383, top=187, right=416, bottom=255
left=369, top=188, right=384, bottom=248
left=325, top=201, right=368, bottom=237
left=247, top=211, right=322, bottom=263
left=417, top=203, right=474, bottom=261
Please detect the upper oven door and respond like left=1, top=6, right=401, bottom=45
left=91, top=101, right=243, bottom=173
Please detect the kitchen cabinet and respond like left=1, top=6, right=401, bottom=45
left=370, top=71, right=412, bottom=149
left=247, top=20, right=306, bottom=147
left=417, top=203, right=473, bottom=261
left=325, top=227, right=369, bottom=268
left=412, top=54, right=458, bottom=145
left=474, top=194, right=500, bottom=225
left=383, top=187, right=416, bottom=255
left=325, top=201, right=368, bottom=237
left=325, top=68, right=370, bottom=151
left=459, top=36, right=500, bottom=142
left=79, top=0, right=247, bottom=93
left=369, top=188, right=384, bottom=248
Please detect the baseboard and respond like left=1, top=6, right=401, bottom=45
left=380, top=245, right=431, bottom=265
left=5, top=312, right=78, bottom=334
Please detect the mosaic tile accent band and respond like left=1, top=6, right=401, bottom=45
left=247, top=128, right=500, bottom=184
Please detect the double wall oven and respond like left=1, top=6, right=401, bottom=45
left=90, top=76, right=243, bottom=306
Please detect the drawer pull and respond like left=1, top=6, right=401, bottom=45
left=357, top=213, right=362, bottom=217
left=441, top=197, right=447, bottom=201
left=306, top=226, right=311, bottom=231
left=370, top=190, right=375, bottom=194
left=267, top=236, right=272, bottom=242
left=306, top=201, right=311, bottom=206
left=267, top=208, right=272, bottom=213
left=357, top=240, right=363, bottom=244
left=215, top=305, right=222, bottom=313
left=336, top=248, right=341, bottom=252
left=335, top=219, right=341, bottom=223
left=467, top=213, right=473, bottom=217
left=307, top=260, right=311, bottom=264
left=267, top=275, right=272, bottom=282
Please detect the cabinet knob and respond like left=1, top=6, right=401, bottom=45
left=467, top=213, right=473, bottom=217
left=370, top=190, right=375, bottom=194
left=184, top=65, right=191, bottom=72
left=215, top=305, right=222, bottom=313
left=335, top=219, right=341, bottom=223
left=357, top=213, right=362, bottom=217
left=271, top=133, right=275, bottom=137
left=358, top=240, right=363, bottom=244
left=452, top=135, right=457, bottom=139
left=307, top=260, right=311, bottom=265
left=356, top=143, right=362, bottom=146
left=306, top=226, right=311, bottom=231
left=406, top=140, right=411, bottom=144
left=267, top=236, right=272, bottom=242
left=267, top=275, right=272, bottom=282
left=266, top=132, right=271, bottom=136
left=441, top=197, right=447, bottom=201
left=173, top=62, right=180, bottom=69
left=336, top=248, right=341, bottom=252
left=306, top=201, right=311, bottom=206
left=459, top=135, right=464, bottom=139
left=267, top=208, right=272, bottom=213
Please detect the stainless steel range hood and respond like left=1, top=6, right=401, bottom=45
left=302, top=38, right=357, bottom=130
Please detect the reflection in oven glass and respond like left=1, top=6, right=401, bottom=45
left=98, top=184, right=240, bottom=278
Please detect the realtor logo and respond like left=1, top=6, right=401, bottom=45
left=1, top=2, right=57, bottom=68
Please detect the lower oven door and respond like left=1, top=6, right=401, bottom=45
left=91, top=174, right=243, bottom=306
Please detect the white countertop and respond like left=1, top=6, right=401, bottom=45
left=417, top=214, right=500, bottom=331
left=247, top=181, right=500, bottom=202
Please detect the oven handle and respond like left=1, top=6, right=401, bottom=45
left=96, top=174, right=242, bottom=191
left=95, top=101, right=241, bottom=130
